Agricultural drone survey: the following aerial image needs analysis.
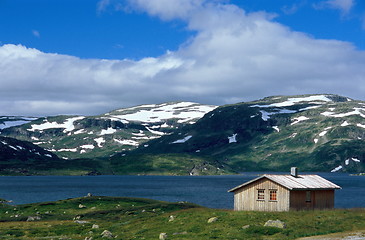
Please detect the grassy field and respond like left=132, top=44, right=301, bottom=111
left=1, top=196, right=365, bottom=239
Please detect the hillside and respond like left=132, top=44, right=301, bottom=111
left=0, top=102, right=217, bottom=160
left=2, top=94, right=365, bottom=175
left=0, top=136, right=108, bottom=175
left=116, top=94, right=365, bottom=173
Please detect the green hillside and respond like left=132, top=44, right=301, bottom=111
left=1, top=196, right=365, bottom=239
left=115, top=94, right=365, bottom=173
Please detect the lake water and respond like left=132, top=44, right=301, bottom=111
left=1, top=173, right=364, bottom=209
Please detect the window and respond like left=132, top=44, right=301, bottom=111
left=269, top=190, right=277, bottom=201
left=306, top=191, right=311, bottom=202
left=257, top=189, right=265, bottom=200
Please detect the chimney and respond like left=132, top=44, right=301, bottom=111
left=291, top=167, right=298, bottom=177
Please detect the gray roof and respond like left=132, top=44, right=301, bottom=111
left=228, top=174, right=341, bottom=192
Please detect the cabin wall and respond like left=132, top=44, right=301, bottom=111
left=233, top=179, right=290, bottom=211
left=290, top=190, right=334, bottom=210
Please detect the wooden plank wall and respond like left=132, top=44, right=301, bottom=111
left=233, top=179, right=290, bottom=211
left=290, top=190, right=334, bottom=210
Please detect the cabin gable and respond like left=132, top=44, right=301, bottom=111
left=233, top=178, right=290, bottom=211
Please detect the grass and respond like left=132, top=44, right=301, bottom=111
left=1, top=196, right=365, bottom=239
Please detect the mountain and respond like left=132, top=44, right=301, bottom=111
left=114, top=94, right=365, bottom=173
left=0, top=102, right=217, bottom=160
left=2, top=95, right=365, bottom=175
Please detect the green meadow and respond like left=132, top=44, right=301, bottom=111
left=1, top=196, right=365, bottom=239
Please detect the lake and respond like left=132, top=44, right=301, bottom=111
left=1, top=173, right=364, bottom=209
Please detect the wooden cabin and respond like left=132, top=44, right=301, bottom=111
left=228, top=168, right=341, bottom=211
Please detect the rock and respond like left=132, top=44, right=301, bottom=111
left=74, top=220, right=90, bottom=224
left=92, top=224, right=99, bottom=229
left=159, top=233, right=168, bottom=240
left=87, top=193, right=93, bottom=197
left=26, top=216, right=41, bottom=221
left=79, top=204, right=87, bottom=208
left=169, top=215, right=175, bottom=222
left=207, top=217, right=218, bottom=223
left=85, top=237, right=93, bottom=240
left=264, top=219, right=286, bottom=229
left=101, top=230, right=113, bottom=238
left=242, top=225, right=250, bottom=229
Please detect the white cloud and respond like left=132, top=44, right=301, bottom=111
left=314, top=0, right=354, bottom=15
left=1, top=1, right=365, bottom=116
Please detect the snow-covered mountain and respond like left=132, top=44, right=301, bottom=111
left=124, top=94, right=365, bottom=173
left=0, top=102, right=217, bottom=159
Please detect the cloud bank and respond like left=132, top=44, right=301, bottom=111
left=1, top=0, right=365, bottom=116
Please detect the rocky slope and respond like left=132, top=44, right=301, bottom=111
left=120, top=94, right=365, bottom=173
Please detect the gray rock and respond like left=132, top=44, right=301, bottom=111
left=169, top=215, right=175, bottom=222
left=26, top=216, right=41, bottom=221
left=242, top=225, right=250, bottom=229
left=92, top=224, right=99, bottom=229
left=74, top=220, right=90, bottom=224
left=101, top=230, right=113, bottom=238
left=79, top=204, right=87, bottom=208
left=159, top=233, right=168, bottom=240
left=207, top=217, right=218, bottom=223
left=264, top=219, right=286, bottom=229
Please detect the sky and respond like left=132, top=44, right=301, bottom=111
left=0, top=0, right=365, bottom=116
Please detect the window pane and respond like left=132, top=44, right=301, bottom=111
left=270, top=190, right=277, bottom=201
left=257, top=189, right=265, bottom=200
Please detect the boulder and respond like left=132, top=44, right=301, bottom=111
left=79, top=204, right=87, bottom=209
left=242, top=225, right=250, bottom=229
left=169, top=215, right=175, bottom=222
left=26, top=216, right=41, bottom=221
left=207, top=217, right=218, bottom=223
left=92, top=224, right=99, bottom=229
left=101, top=230, right=113, bottom=238
left=74, top=220, right=90, bottom=224
left=264, top=219, right=286, bottom=229
left=159, top=233, right=168, bottom=240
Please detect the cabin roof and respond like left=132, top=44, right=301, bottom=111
left=228, top=174, right=341, bottom=192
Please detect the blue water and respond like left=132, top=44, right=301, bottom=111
left=0, top=173, right=364, bottom=209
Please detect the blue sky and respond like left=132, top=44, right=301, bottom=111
left=0, top=0, right=365, bottom=116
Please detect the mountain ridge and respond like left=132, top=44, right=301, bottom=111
left=2, top=94, right=365, bottom=175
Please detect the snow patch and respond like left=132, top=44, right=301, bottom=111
left=321, top=108, right=365, bottom=118
left=341, top=121, right=350, bottom=127
left=331, top=165, right=343, bottom=172
left=99, top=127, right=117, bottom=135
left=29, top=116, right=84, bottom=132
left=319, top=131, right=327, bottom=137
left=57, top=148, right=78, bottom=152
left=171, top=135, right=192, bottom=144
left=291, top=116, right=309, bottom=125
left=228, top=133, right=237, bottom=143
left=272, top=126, right=280, bottom=132
left=314, top=139, right=319, bottom=143
left=290, top=133, right=297, bottom=138
left=114, top=139, right=139, bottom=146
left=252, top=95, right=332, bottom=108
left=94, top=137, right=105, bottom=147
left=108, top=102, right=217, bottom=124
left=80, top=144, right=95, bottom=149
left=357, top=124, right=365, bottom=129
left=0, top=120, right=32, bottom=130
